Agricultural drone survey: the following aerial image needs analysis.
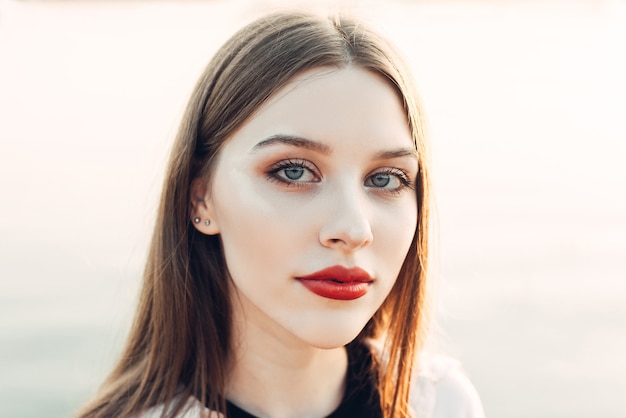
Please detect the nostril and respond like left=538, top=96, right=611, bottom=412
left=319, top=215, right=374, bottom=250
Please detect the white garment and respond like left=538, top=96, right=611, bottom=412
left=137, top=354, right=485, bottom=418
left=411, top=354, right=485, bottom=418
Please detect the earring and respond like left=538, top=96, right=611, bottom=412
left=193, top=217, right=201, bottom=224
left=204, top=219, right=211, bottom=226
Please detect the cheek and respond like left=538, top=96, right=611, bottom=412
left=373, top=200, right=418, bottom=272
left=211, top=175, right=316, bottom=279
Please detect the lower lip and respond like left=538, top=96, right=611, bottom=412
left=298, top=279, right=370, bottom=300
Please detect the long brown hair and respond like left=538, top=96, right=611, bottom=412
left=75, top=11, right=430, bottom=418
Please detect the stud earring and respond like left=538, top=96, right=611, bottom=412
left=193, top=217, right=201, bottom=224
left=204, top=219, right=211, bottom=226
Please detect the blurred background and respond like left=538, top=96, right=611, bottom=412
left=1, top=0, right=625, bottom=417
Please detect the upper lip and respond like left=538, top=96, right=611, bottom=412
left=297, top=265, right=373, bottom=283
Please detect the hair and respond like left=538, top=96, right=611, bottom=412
left=75, top=11, right=430, bottom=418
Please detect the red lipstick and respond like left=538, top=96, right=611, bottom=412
left=297, top=266, right=373, bottom=300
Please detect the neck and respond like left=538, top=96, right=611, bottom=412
left=225, top=295, right=348, bottom=418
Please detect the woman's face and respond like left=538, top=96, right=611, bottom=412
left=193, top=67, right=418, bottom=349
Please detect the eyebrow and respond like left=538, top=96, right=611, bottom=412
left=252, top=135, right=331, bottom=154
left=374, top=147, right=418, bottom=161
left=251, top=134, right=418, bottom=161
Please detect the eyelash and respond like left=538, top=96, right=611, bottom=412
left=266, top=159, right=414, bottom=194
left=266, top=159, right=320, bottom=188
left=368, top=167, right=414, bottom=195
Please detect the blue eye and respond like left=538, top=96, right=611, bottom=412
left=267, top=159, right=319, bottom=185
left=283, top=167, right=305, bottom=180
left=365, top=168, right=412, bottom=193
left=369, top=173, right=391, bottom=187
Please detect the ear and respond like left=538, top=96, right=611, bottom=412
left=190, top=177, right=220, bottom=235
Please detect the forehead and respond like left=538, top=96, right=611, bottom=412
left=266, top=66, right=404, bottom=118
left=224, top=67, right=414, bottom=154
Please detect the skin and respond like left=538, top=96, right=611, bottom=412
left=192, top=67, right=418, bottom=418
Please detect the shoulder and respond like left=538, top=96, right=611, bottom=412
left=366, top=340, right=485, bottom=418
left=410, top=354, right=486, bottom=418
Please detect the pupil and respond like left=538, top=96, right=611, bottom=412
left=284, top=167, right=304, bottom=180
left=372, top=173, right=390, bottom=187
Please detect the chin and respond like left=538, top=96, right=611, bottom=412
left=294, top=322, right=368, bottom=350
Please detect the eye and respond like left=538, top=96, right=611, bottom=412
left=283, top=167, right=307, bottom=180
left=369, top=173, right=394, bottom=188
left=267, top=159, right=320, bottom=185
left=365, top=168, right=413, bottom=194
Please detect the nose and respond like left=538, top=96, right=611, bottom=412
left=319, top=186, right=373, bottom=251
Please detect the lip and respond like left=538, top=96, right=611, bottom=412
left=296, top=265, right=373, bottom=301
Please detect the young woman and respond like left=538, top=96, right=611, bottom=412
left=75, top=11, right=484, bottom=418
